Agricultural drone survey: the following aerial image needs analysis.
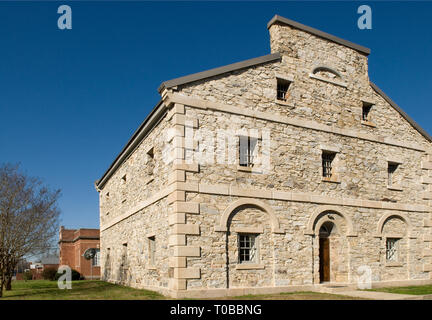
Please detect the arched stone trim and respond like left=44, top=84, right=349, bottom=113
left=215, top=198, right=284, bottom=234
left=312, top=66, right=342, bottom=79
left=376, top=212, right=415, bottom=238
left=304, top=205, right=357, bottom=237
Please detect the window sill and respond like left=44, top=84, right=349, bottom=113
left=235, top=263, right=265, bottom=270
left=274, top=99, right=295, bottom=108
left=322, top=176, right=341, bottom=184
left=361, top=120, right=376, bottom=128
left=309, top=73, right=347, bottom=88
left=387, top=185, right=403, bottom=191
left=385, top=262, right=403, bottom=267
left=237, top=165, right=262, bottom=174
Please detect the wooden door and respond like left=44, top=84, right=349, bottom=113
left=319, top=237, right=330, bottom=282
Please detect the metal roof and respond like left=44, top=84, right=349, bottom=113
left=158, top=53, right=282, bottom=93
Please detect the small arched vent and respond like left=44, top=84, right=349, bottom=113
left=310, top=66, right=347, bottom=88
left=312, top=66, right=341, bottom=80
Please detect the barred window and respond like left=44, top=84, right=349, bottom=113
left=322, top=152, right=336, bottom=178
left=238, top=234, right=257, bottom=263
left=362, top=102, right=373, bottom=121
left=386, top=238, right=399, bottom=261
left=388, top=163, right=398, bottom=186
left=148, top=236, right=156, bottom=266
left=239, top=136, right=257, bottom=167
left=92, top=249, right=100, bottom=267
left=276, top=78, right=291, bottom=101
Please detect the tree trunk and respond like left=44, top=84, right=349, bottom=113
left=5, top=275, right=11, bottom=291
left=0, top=273, right=4, bottom=298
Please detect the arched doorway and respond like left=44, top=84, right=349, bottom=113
left=319, top=222, right=334, bottom=283
left=306, top=207, right=354, bottom=284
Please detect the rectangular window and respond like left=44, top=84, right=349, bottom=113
left=92, top=249, right=100, bottom=266
left=238, top=234, right=257, bottom=263
left=276, top=78, right=291, bottom=102
left=148, top=236, right=156, bottom=266
left=362, top=102, right=373, bottom=121
left=147, top=147, right=155, bottom=175
left=322, top=151, right=336, bottom=178
left=239, top=136, right=257, bottom=167
left=388, top=163, right=398, bottom=186
left=386, top=238, right=399, bottom=261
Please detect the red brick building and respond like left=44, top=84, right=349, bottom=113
left=59, top=227, right=100, bottom=279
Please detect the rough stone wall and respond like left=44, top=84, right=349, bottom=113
left=99, top=113, right=172, bottom=226
left=101, top=198, right=170, bottom=289
left=184, top=107, right=425, bottom=205
left=98, top=113, right=172, bottom=291
left=96, top=21, right=432, bottom=296
left=178, top=25, right=429, bottom=148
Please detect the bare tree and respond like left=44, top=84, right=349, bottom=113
left=0, top=164, right=61, bottom=297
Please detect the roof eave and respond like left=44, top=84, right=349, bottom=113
left=157, top=52, right=282, bottom=93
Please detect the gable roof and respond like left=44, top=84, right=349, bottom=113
left=158, top=53, right=282, bottom=93
left=370, top=82, right=432, bottom=142
left=267, top=15, right=371, bottom=56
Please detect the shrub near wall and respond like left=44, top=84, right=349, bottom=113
left=42, top=268, right=58, bottom=281
left=54, top=269, right=82, bottom=281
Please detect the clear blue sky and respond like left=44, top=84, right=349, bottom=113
left=1, top=1, right=431, bottom=230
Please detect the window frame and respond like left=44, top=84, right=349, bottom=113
left=238, top=233, right=258, bottom=264
left=386, top=238, right=399, bottom=262
left=92, top=249, right=100, bottom=267
left=148, top=236, right=156, bottom=266
left=239, top=136, right=258, bottom=168
left=276, top=78, right=291, bottom=102
left=388, top=162, right=399, bottom=187
left=322, top=151, right=336, bottom=178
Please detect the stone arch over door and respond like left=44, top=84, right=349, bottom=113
left=216, top=198, right=282, bottom=289
left=305, top=206, right=354, bottom=284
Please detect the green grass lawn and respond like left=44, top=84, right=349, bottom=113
left=368, top=285, right=432, bottom=296
left=1, top=280, right=165, bottom=300
left=1, top=280, right=362, bottom=300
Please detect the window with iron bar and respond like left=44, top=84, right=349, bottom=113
left=386, top=238, right=399, bottom=261
left=276, top=78, right=291, bottom=102
left=362, top=102, right=373, bottom=121
left=239, top=136, right=257, bottom=167
left=322, top=152, right=336, bottom=178
left=388, top=163, right=398, bottom=186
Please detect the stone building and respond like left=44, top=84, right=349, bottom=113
left=59, top=227, right=101, bottom=279
left=95, top=15, right=432, bottom=298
